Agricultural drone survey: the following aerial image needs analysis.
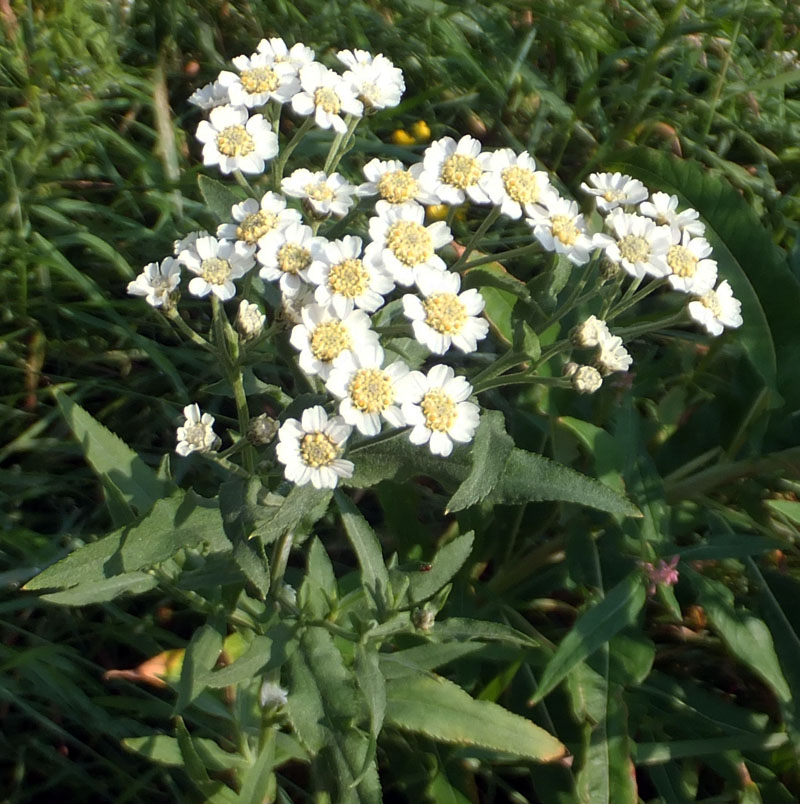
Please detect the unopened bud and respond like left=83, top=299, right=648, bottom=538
left=237, top=300, right=266, bottom=340
left=599, top=257, right=620, bottom=281
left=259, top=680, right=288, bottom=709
left=247, top=413, right=278, bottom=445
left=571, top=315, right=611, bottom=349
left=571, top=365, right=603, bottom=394
left=563, top=361, right=579, bottom=378
left=413, top=606, right=436, bottom=631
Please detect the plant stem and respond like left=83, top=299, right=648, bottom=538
left=324, top=114, right=360, bottom=175
left=607, top=277, right=668, bottom=319
left=164, top=307, right=213, bottom=351
left=474, top=372, right=570, bottom=394
left=274, top=116, right=315, bottom=182
left=460, top=241, right=541, bottom=270
left=469, top=348, right=528, bottom=387
left=611, top=309, right=687, bottom=340
left=451, top=206, right=501, bottom=272
left=270, top=528, right=295, bottom=596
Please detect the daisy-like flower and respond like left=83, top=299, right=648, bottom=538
left=188, top=80, right=229, bottom=110
left=571, top=365, right=603, bottom=394
left=236, top=300, right=266, bottom=340
left=593, top=209, right=671, bottom=279
left=596, top=335, right=633, bottom=375
left=326, top=344, right=409, bottom=436
left=357, top=158, right=434, bottom=211
left=217, top=193, right=301, bottom=250
left=289, top=303, right=379, bottom=380
left=291, top=63, right=363, bottom=134
left=176, top=404, right=221, bottom=457
left=580, top=172, right=648, bottom=213
left=127, top=257, right=181, bottom=308
left=419, top=135, right=492, bottom=205
left=526, top=195, right=594, bottom=265
left=365, top=202, right=453, bottom=286
left=639, top=192, right=705, bottom=240
left=195, top=105, right=278, bottom=175
left=571, top=315, right=612, bottom=349
left=402, top=270, right=488, bottom=355
left=688, top=280, right=743, bottom=336
left=276, top=405, right=354, bottom=490
left=217, top=51, right=300, bottom=108
left=397, top=364, right=480, bottom=457
left=665, top=231, right=718, bottom=295
left=256, top=38, right=315, bottom=74
left=179, top=235, right=255, bottom=301
left=257, top=222, right=326, bottom=298
left=281, top=168, right=357, bottom=218
left=479, top=148, right=553, bottom=219
left=337, top=49, right=405, bottom=110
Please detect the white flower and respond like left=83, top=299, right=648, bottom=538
left=289, top=303, right=379, bottom=381
left=397, top=364, right=480, bottom=457
left=337, top=49, right=405, bottom=109
left=571, top=315, right=612, bottom=349
left=217, top=52, right=300, bottom=107
left=365, top=202, right=453, bottom=286
left=593, top=209, right=671, bottom=279
left=217, top=192, right=301, bottom=248
left=688, top=280, right=743, bottom=337
left=188, top=80, right=229, bottom=110
left=419, top=135, right=492, bottom=205
left=402, top=270, right=488, bottom=355
left=326, top=344, right=409, bottom=436
left=173, top=230, right=209, bottom=257
left=179, top=235, right=255, bottom=301
left=195, top=105, right=278, bottom=175
left=571, top=365, right=603, bottom=394
left=526, top=195, right=594, bottom=265
left=127, top=257, right=181, bottom=308
left=276, top=405, right=354, bottom=490
left=357, top=158, right=434, bottom=210
left=176, top=404, right=221, bottom=456
left=259, top=681, right=288, bottom=708
left=479, top=148, right=552, bottom=219
left=281, top=168, right=357, bottom=218
left=257, top=222, right=326, bottom=298
left=639, top=192, right=705, bottom=240
left=665, top=231, right=718, bottom=295
left=580, top=172, right=648, bottom=213
left=236, top=300, right=266, bottom=340
left=596, top=335, right=633, bottom=375
left=291, top=63, right=363, bottom=134
left=307, top=235, right=394, bottom=317
left=256, top=38, right=315, bottom=74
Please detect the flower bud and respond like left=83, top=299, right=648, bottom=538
left=571, top=365, right=603, bottom=394
left=413, top=606, right=436, bottom=631
left=571, top=315, right=611, bottom=349
left=247, top=413, right=278, bottom=445
left=237, top=300, right=266, bottom=340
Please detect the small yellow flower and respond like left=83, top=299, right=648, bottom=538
left=426, top=204, right=449, bottom=221
left=411, top=119, right=431, bottom=142
left=391, top=128, right=416, bottom=146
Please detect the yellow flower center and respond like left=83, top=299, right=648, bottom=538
left=551, top=215, right=579, bottom=246
left=310, top=321, right=351, bottom=363
left=603, top=189, right=626, bottom=203
left=386, top=220, right=433, bottom=266
left=201, top=257, right=232, bottom=285
left=300, top=432, right=339, bottom=468
left=501, top=166, right=540, bottom=204
left=216, top=125, right=255, bottom=157
left=423, top=293, right=466, bottom=334
left=329, top=258, right=369, bottom=298
left=666, top=245, right=697, bottom=277
left=420, top=389, right=457, bottom=432
left=440, top=153, right=481, bottom=189
left=348, top=368, right=394, bottom=414
left=314, top=87, right=341, bottom=114
left=237, top=211, right=279, bottom=244
left=699, top=290, right=722, bottom=318
left=377, top=170, right=418, bottom=204
left=277, top=243, right=311, bottom=275
left=240, top=66, right=280, bottom=95
left=304, top=181, right=335, bottom=202
left=618, top=234, right=651, bottom=264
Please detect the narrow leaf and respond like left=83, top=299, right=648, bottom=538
left=41, top=572, right=157, bottom=605
left=405, top=532, right=474, bottom=605
left=198, top=174, right=245, bottom=223
left=175, top=625, right=224, bottom=713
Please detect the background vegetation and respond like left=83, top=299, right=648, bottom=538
left=3, top=0, right=800, bottom=801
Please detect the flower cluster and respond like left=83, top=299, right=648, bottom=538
left=125, top=40, right=745, bottom=491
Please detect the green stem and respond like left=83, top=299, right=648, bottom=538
left=274, top=116, right=315, bottom=182
left=451, top=206, right=501, bottom=272
left=611, top=309, right=687, bottom=340
left=461, top=241, right=541, bottom=270
left=164, top=307, right=213, bottom=351
left=474, top=372, right=570, bottom=394
left=540, top=257, right=598, bottom=331
left=270, top=529, right=295, bottom=598
left=199, top=452, right=251, bottom=479
left=533, top=339, right=571, bottom=370
left=233, top=170, right=255, bottom=196
left=469, top=349, right=528, bottom=387
left=607, top=277, right=668, bottom=320
left=324, top=114, right=360, bottom=175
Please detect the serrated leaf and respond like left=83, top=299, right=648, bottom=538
left=463, top=261, right=531, bottom=300
left=379, top=643, right=487, bottom=680
left=446, top=410, right=514, bottom=513
left=431, top=617, right=539, bottom=648
left=405, top=532, right=474, bottom=605
left=41, top=572, right=157, bottom=605
left=385, top=673, right=565, bottom=762
left=25, top=492, right=228, bottom=593
left=531, top=573, right=646, bottom=703
left=355, top=643, right=386, bottom=753
left=257, top=484, right=332, bottom=545
left=55, top=390, right=170, bottom=515
left=198, top=174, right=245, bottom=223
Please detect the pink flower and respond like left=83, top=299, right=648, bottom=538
left=639, top=555, right=679, bottom=596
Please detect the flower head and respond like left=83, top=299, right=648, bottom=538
left=291, top=63, right=363, bottom=134
left=593, top=209, right=671, bottom=279
left=357, top=158, right=434, bottom=211
left=276, top=406, right=354, bottom=489
left=337, top=49, right=405, bottom=109
left=639, top=192, right=705, bottom=240
left=127, top=257, right=181, bottom=308
left=596, top=334, right=633, bottom=376
left=580, top=172, right=648, bottom=213
left=571, top=365, right=603, bottom=394
left=176, top=404, right=221, bottom=456
left=195, top=105, right=278, bottom=175
left=665, top=231, right=718, bottom=295
left=217, top=51, right=300, bottom=107
left=397, top=364, right=480, bottom=457
left=188, top=80, right=229, bottom=110
left=281, top=168, right=357, bottom=218
left=179, top=235, right=255, bottom=301
left=236, top=300, right=266, bottom=340
left=256, top=38, right=315, bottom=74
left=419, top=135, right=492, bottom=206
left=480, top=148, right=552, bottom=219
left=571, top=315, right=612, bottom=349
left=526, top=195, right=594, bottom=265
left=688, top=280, right=743, bottom=336
left=639, top=555, right=679, bottom=596
left=217, top=192, right=302, bottom=249
left=257, top=222, right=327, bottom=298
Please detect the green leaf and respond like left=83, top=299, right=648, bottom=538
left=765, top=499, right=800, bottom=526
left=25, top=492, right=228, bottom=593
left=237, top=730, right=275, bottom=804
left=175, top=624, right=224, bottom=713
left=379, top=643, right=488, bottom=680
left=404, top=532, right=474, bottom=605
left=175, top=717, right=238, bottom=802
left=431, top=617, right=539, bottom=648
left=531, top=573, right=647, bottom=703
left=257, top=484, right=332, bottom=545
left=385, top=673, right=565, bottom=762
left=300, top=537, right=337, bottom=619
left=55, top=389, right=170, bottom=515
left=205, top=632, right=294, bottom=689
left=334, top=490, right=390, bottom=614
left=355, top=642, right=386, bottom=782
left=123, top=735, right=247, bottom=771
left=197, top=174, right=245, bottom=223
left=446, top=410, right=514, bottom=513
left=41, top=572, right=157, bottom=605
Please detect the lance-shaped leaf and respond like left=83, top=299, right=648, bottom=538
left=198, top=174, right=246, bottom=222
left=385, top=672, right=565, bottom=762
left=403, top=531, right=474, bottom=606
